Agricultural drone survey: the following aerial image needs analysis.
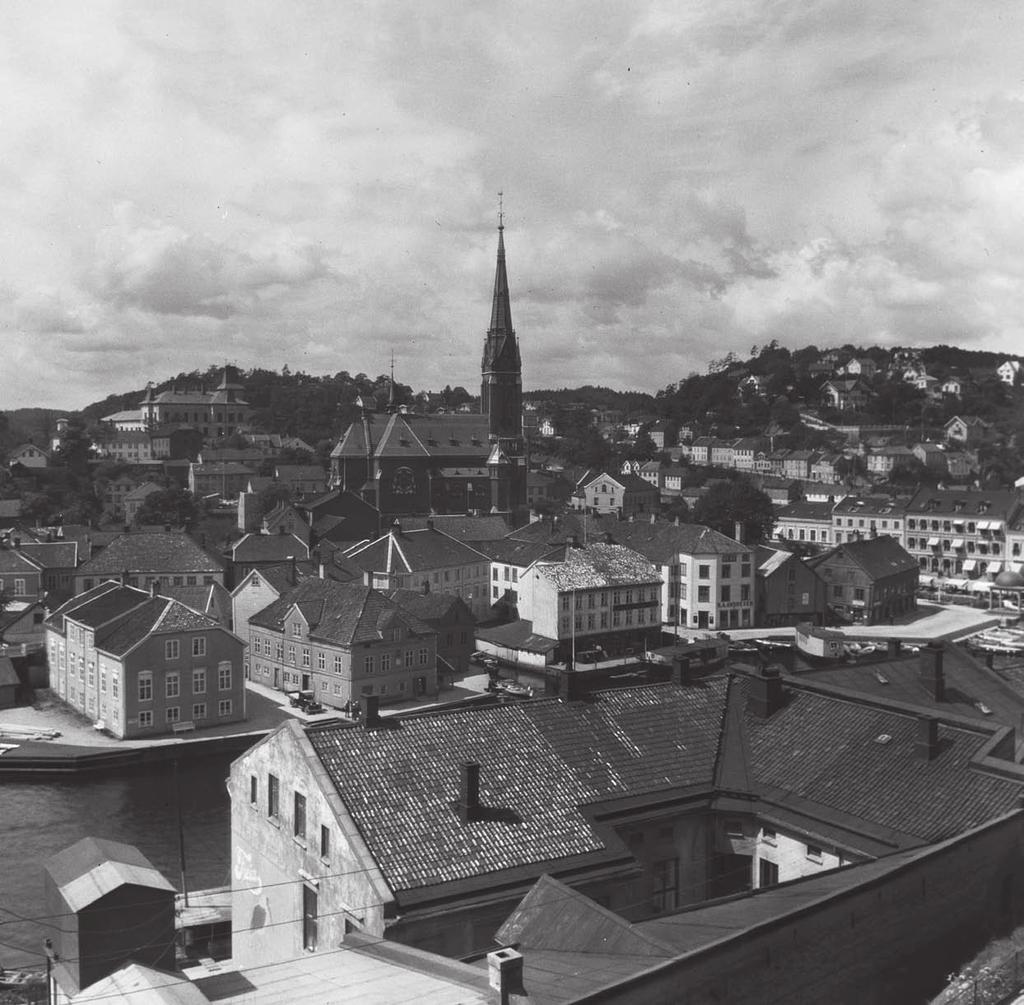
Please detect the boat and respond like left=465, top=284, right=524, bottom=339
left=494, top=679, right=533, bottom=698
left=795, top=624, right=845, bottom=661
left=0, top=967, right=46, bottom=991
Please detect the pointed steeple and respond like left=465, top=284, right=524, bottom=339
left=489, top=198, right=514, bottom=338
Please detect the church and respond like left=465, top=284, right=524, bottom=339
left=329, top=216, right=527, bottom=519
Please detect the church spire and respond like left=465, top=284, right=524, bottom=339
left=489, top=191, right=515, bottom=338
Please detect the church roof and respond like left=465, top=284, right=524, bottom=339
left=331, top=412, right=490, bottom=461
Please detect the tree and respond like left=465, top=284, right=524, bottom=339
left=134, top=488, right=199, bottom=528
left=692, top=479, right=775, bottom=545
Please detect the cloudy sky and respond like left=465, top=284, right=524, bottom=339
left=3, top=1, right=1024, bottom=409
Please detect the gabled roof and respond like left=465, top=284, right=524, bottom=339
left=45, top=837, right=174, bottom=912
left=76, top=532, right=222, bottom=576
left=0, top=546, right=43, bottom=575
left=45, top=582, right=147, bottom=633
left=96, top=597, right=222, bottom=657
left=18, top=540, right=79, bottom=568
left=532, top=543, right=661, bottom=591
left=808, top=536, right=918, bottom=580
left=386, top=588, right=474, bottom=623
left=774, top=500, right=834, bottom=522
left=399, top=514, right=512, bottom=542
left=331, top=412, right=490, bottom=461
left=232, top=532, right=310, bottom=563
left=345, top=526, right=487, bottom=574
left=250, top=578, right=433, bottom=647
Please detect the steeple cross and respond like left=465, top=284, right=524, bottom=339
left=498, top=190, right=504, bottom=230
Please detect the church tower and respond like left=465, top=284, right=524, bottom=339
left=481, top=198, right=526, bottom=514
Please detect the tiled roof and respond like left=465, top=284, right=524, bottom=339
left=745, top=682, right=1021, bottom=843
left=774, top=500, right=834, bottom=521
left=97, top=597, right=220, bottom=656
left=306, top=682, right=729, bottom=894
left=346, top=526, right=487, bottom=574
left=250, top=579, right=433, bottom=646
left=77, top=532, right=223, bottom=576
left=399, top=515, right=512, bottom=542
left=45, top=583, right=147, bottom=633
left=276, top=464, right=325, bottom=481
left=811, top=536, right=918, bottom=580
left=534, top=543, right=660, bottom=591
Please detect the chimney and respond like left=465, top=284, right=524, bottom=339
left=12, top=536, right=20, bottom=548
left=421, top=580, right=430, bottom=595
left=734, top=520, right=743, bottom=543
left=562, top=669, right=587, bottom=702
left=319, top=562, right=326, bottom=580
left=487, top=948, right=525, bottom=1001
left=458, top=762, right=481, bottom=824
left=426, top=517, right=434, bottom=531
left=363, top=570, right=373, bottom=587
left=916, top=716, right=940, bottom=760
left=919, top=642, right=945, bottom=701
left=364, top=694, right=381, bottom=727
left=747, top=664, right=785, bottom=717
left=120, top=568, right=129, bottom=587
left=149, top=580, right=158, bottom=598
left=886, top=639, right=902, bottom=659
left=672, top=655, right=692, bottom=685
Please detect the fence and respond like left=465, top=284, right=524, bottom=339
left=941, top=946, right=1024, bottom=1005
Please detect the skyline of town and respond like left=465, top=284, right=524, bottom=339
left=6, top=3, right=1024, bottom=409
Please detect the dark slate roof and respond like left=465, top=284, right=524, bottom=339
left=905, top=487, right=1022, bottom=519
left=399, top=515, right=512, bottom=543
left=809, top=536, right=918, bottom=580
left=831, top=494, right=908, bottom=517
left=17, top=541, right=79, bottom=568
left=745, top=680, right=1020, bottom=844
left=96, top=597, right=220, bottom=657
left=76, top=532, right=222, bottom=576
left=474, top=539, right=565, bottom=565
left=45, top=582, right=148, bottom=633
left=0, top=548, right=42, bottom=574
left=385, top=588, right=473, bottom=623
left=332, top=412, right=490, bottom=461
left=345, top=526, right=487, bottom=574
left=774, top=500, right=834, bottom=521
left=475, top=619, right=558, bottom=654
left=232, top=533, right=310, bottom=562
left=306, top=681, right=730, bottom=895
left=250, top=579, right=433, bottom=646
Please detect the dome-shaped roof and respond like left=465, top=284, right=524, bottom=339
left=994, top=569, right=1024, bottom=589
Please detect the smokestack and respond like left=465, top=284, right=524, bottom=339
left=916, top=716, right=940, bottom=760
left=747, top=664, right=785, bottom=717
left=919, top=642, right=945, bottom=701
left=364, top=694, right=381, bottom=727
left=734, top=520, right=743, bottom=543
left=487, top=948, right=525, bottom=1000
left=458, top=762, right=480, bottom=824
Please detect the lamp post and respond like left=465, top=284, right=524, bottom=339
left=43, top=937, right=58, bottom=1005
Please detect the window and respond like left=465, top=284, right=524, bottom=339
left=218, top=698, right=232, bottom=716
left=139, top=710, right=153, bottom=728
left=364, top=655, right=375, bottom=674
left=218, top=662, right=232, bottom=690
left=405, top=650, right=414, bottom=668
left=302, top=648, right=310, bottom=667
left=165, top=639, right=180, bottom=660
left=722, top=564, right=732, bottom=579
left=721, top=585, right=731, bottom=603
left=380, top=652, right=391, bottom=673
left=193, top=668, right=206, bottom=693
left=166, top=673, right=180, bottom=699
left=418, top=648, right=428, bottom=665
left=833, top=585, right=843, bottom=598
left=249, top=775, right=258, bottom=805
left=302, top=885, right=318, bottom=952
left=138, top=673, right=153, bottom=702
left=292, top=622, right=302, bottom=637
left=13, top=578, right=26, bottom=597
left=759, top=859, right=779, bottom=887
left=333, top=655, right=343, bottom=673
left=276, top=642, right=284, bottom=660
left=725, top=819, right=743, bottom=838
left=294, top=792, right=307, bottom=840
left=652, top=858, right=678, bottom=912
left=697, top=586, right=709, bottom=603
left=111, top=672, right=119, bottom=699
left=806, top=843, right=823, bottom=861
left=192, top=637, right=206, bottom=657
left=165, top=706, right=180, bottom=723
left=193, top=703, right=207, bottom=720
left=761, top=826, right=776, bottom=844
left=853, top=588, right=865, bottom=601
left=320, top=824, right=330, bottom=860
left=698, top=564, right=710, bottom=579
left=317, top=651, right=326, bottom=671
left=268, top=774, right=279, bottom=818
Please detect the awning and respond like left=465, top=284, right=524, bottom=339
left=962, top=559, right=978, bottom=571
left=918, top=574, right=936, bottom=587
left=951, top=539, right=965, bottom=549
left=952, top=520, right=965, bottom=529
left=979, top=521, right=994, bottom=531
left=927, top=537, right=939, bottom=547
left=987, top=561, right=1002, bottom=573
left=968, top=580, right=992, bottom=593
left=945, top=578, right=970, bottom=590
left=1011, top=563, right=1024, bottom=574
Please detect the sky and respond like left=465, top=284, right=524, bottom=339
left=3, top=1, right=1024, bottom=410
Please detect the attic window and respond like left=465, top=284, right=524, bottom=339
left=399, top=437, right=410, bottom=447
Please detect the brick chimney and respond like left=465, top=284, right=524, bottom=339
left=363, top=694, right=381, bottom=728
left=672, top=654, right=692, bottom=685
left=458, top=762, right=480, bottom=824
left=747, top=664, right=785, bottom=717
left=916, top=716, right=940, bottom=760
left=562, top=670, right=587, bottom=702
left=918, top=642, right=945, bottom=701
left=487, top=948, right=525, bottom=1001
